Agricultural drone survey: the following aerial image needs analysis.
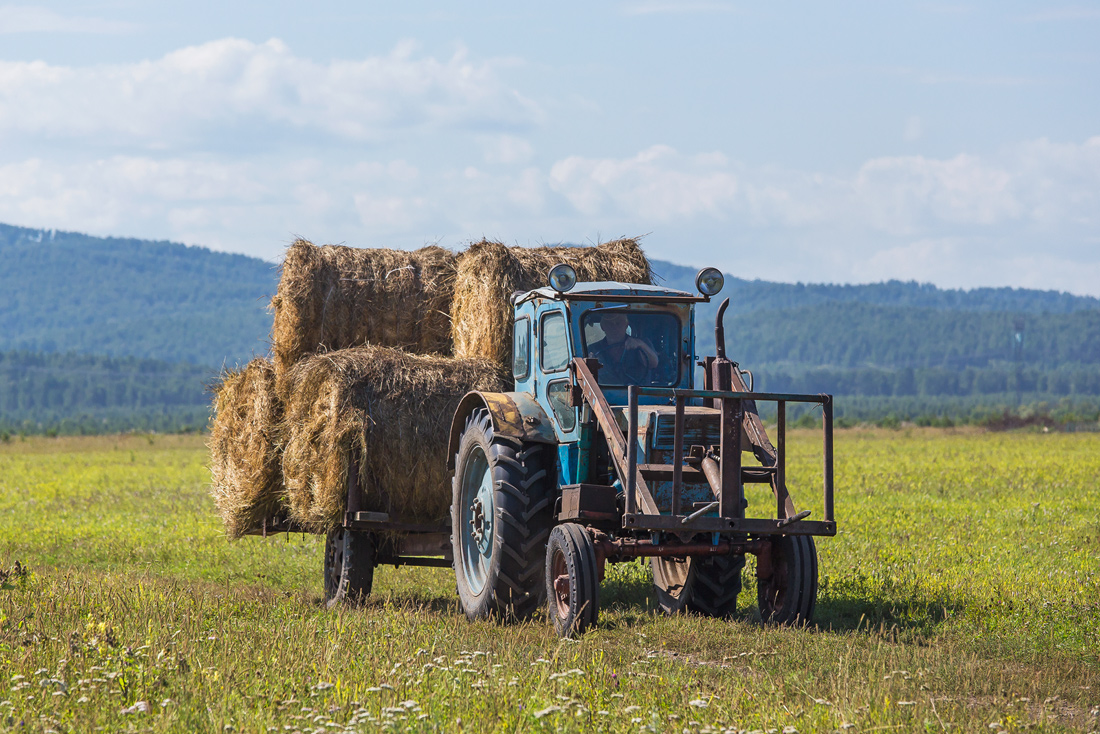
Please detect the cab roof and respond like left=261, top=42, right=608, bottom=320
left=516, top=281, right=705, bottom=305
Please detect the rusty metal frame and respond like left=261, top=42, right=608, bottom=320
left=569, top=357, right=835, bottom=538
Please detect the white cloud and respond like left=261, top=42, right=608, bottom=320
left=546, top=140, right=1100, bottom=237
left=0, top=136, right=1097, bottom=295
left=550, top=145, right=740, bottom=219
left=0, top=5, right=138, bottom=34
left=0, top=38, right=539, bottom=146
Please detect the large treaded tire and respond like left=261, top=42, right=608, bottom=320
left=452, top=409, right=552, bottom=621
left=757, top=535, right=818, bottom=625
left=323, top=528, right=374, bottom=609
left=652, top=554, right=745, bottom=618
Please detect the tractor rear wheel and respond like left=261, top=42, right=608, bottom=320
left=546, top=523, right=600, bottom=636
left=323, top=527, right=374, bottom=609
left=452, top=409, right=552, bottom=621
left=757, top=535, right=818, bottom=625
left=652, top=554, right=745, bottom=617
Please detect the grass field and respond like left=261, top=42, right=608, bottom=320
left=1, top=429, right=1098, bottom=733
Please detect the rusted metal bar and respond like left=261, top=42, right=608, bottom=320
left=672, top=394, right=685, bottom=516
left=570, top=358, right=658, bottom=515
left=626, top=385, right=638, bottom=516
left=823, top=395, right=834, bottom=522
left=776, top=400, right=787, bottom=520
left=700, top=453, right=720, bottom=497
left=589, top=530, right=770, bottom=564
left=345, top=446, right=362, bottom=524
left=639, top=463, right=706, bottom=481
left=719, top=397, right=743, bottom=518
left=633, top=386, right=829, bottom=404
left=640, top=464, right=774, bottom=483
left=621, top=513, right=836, bottom=535
left=347, top=515, right=450, bottom=533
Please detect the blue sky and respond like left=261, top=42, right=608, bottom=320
left=1, top=2, right=1097, bottom=294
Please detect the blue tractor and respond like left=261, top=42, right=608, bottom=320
left=447, top=265, right=836, bottom=635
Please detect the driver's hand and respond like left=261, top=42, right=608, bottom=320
left=624, top=337, right=657, bottom=367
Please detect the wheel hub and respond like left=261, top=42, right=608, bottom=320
left=459, top=445, right=494, bottom=595
left=551, top=550, right=570, bottom=618
left=469, top=479, right=494, bottom=554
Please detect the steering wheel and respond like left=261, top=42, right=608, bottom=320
left=619, top=345, right=652, bottom=385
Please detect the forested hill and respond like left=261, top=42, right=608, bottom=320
left=4, top=221, right=1098, bottom=372
left=650, top=260, right=1100, bottom=370
left=650, top=260, right=1100, bottom=315
left=0, top=222, right=273, bottom=367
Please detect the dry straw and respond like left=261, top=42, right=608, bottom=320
left=208, top=358, right=285, bottom=538
left=451, top=238, right=652, bottom=368
left=281, top=346, right=506, bottom=532
left=271, top=239, right=458, bottom=397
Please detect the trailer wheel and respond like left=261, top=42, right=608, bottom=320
left=652, top=553, right=745, bottom=618
left=546, top=523, right=600, bottom=636
left=323, top=527, right=374, bottom=609
left=452, top=409, right=551, bottom=621
left=757, top=535, right=818, bottom=625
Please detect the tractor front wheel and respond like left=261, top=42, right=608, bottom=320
left=757, top=534, right=817, bottom=625
left=546, top=523, right=600, bottom=636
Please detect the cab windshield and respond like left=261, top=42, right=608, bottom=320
left=581, top=309, right=681, bottom=387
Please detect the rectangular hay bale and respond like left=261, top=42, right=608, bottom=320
left=271, top=239, right=458, bottom=397
left=281, top=346, right=507, bottom=532
left=208, top=358, right=286, bottom=538
left=451, top=238, right=652, bottom=368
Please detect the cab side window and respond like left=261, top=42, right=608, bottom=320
left=513, top=317, right=531, bottom=380
left=540, top=311, right=570, bottom=373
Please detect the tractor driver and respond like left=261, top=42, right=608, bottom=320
left=587, top=311, right=660, bottom=385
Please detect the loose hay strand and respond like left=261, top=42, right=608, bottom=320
left=281, top=346, right=507, bottom=532
left=451, top=237, right=652, bottom=367
left=208, top=358, right=285, bottom=538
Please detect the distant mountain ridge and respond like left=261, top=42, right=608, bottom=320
left=0, top=222, right=273, bottom=367
left=4, top=222, right=1098, bottom=370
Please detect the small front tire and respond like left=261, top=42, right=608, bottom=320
left=757, top=535, right=817, bottom=625
left=546, top=523, right=600, bottom=637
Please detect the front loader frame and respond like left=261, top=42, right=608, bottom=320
left=568, top=357, right=836, bottom=540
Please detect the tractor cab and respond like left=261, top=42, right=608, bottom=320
left=512, top=281, right=699, bottom=429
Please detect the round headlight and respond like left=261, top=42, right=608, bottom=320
left=548, top=263, right=577, bottom=293
left=695, top=267, right=725, bottom=296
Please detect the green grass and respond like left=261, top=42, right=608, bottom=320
left=1, top=430, right=1098, bottom=733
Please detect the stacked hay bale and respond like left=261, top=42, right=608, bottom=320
left=451, top=238, right=652, bottom=369
left=280, top=347, right=506, bottom=532
left=210, top=235, right=652, bottom=535
left=270, top=239, right=458, bottom=397
left=208, top=358, right=285, bottom=538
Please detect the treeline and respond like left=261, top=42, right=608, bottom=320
left=757, top=395, right=1100, bottom=430
left=758, top=364, right=1100, bottom=398
left=0, top=351, right=216, bottom=434
left=0, top=407, right=211, bottom=437
left=716, top=303, right=1100, bottom=370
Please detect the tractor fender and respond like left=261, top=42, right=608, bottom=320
left=448, top=391, right=556, bottom=469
